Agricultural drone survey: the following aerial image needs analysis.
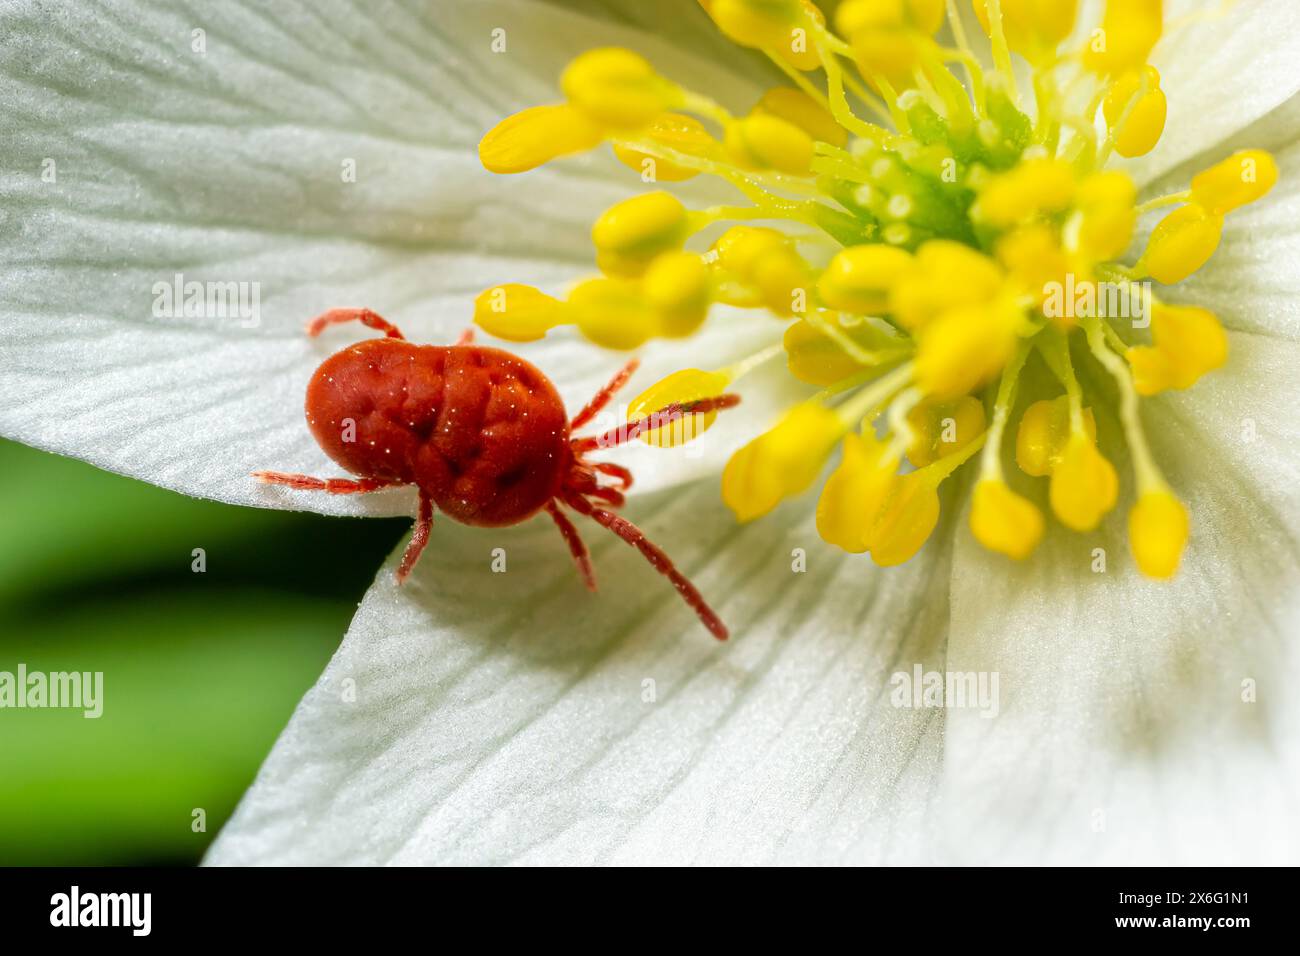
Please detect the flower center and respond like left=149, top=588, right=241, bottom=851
left=473, top=0, right=1278, bottom=579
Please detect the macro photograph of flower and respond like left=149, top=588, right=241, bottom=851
left=2, top=0, right=1299, bottom=882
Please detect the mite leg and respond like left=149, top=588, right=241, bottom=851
left=571, top=394, right=741, bottom=454
left=562, top=491, right=728, bottom=640
left=591, top=461, right=634, bottom=492
left=545, top=500, right=596, bottom=592
left=253, top=471, right=394, bottom=494
left=306, top=308, right=405, bottom=340
left=395, top=489, right=434, bottom=584
left=454, top=327, right=475, bottom=346
left=569, top=358, right=641, bottom=432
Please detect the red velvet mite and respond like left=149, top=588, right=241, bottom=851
left=253, top=308, right=740, bottom=639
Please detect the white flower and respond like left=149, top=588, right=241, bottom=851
left=2, top=0, right=1299, bottom=865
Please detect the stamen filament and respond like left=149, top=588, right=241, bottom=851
left=1082, top=315, right=1166, bottom=492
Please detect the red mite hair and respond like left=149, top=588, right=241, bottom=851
left=253, top=309, right=740, bottom=640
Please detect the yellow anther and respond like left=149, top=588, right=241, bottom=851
left=1075, top=170, right=1138, bottom=260
left=1128, top=489, right=1188, bottom=578
left=783, top=317, right=896, bottom=385
left=1084, top=0, right=1163, bottom=76
left=890, top=241, right=1004, bottom=330
left=703, top=0, right=822, bottom=69
left=613, top=113, right=715, bottom=182
left=750, top=244, right=815, bottom=316
left=722, top=403, right=843, bottom=522
left=837, top=0, right=940, bottom=87
left=642, top=251, right=711, bottom=337
left=725, top=113, right=815, bottom=174
left=905, top=395, right=986, bottom=467
left=591, top=191, right=691, bottom=277
left=816, top=431, right=898, bottom=553
left=995, top=225, right=1069, bottom=313
left=971, top=0, right=1078, bottom=60
left=1015, top=396, right=1096, bottom=477
left=478, top=104, right=604, bottom=174
left=1049, top=431, right=1119, bottom=532
left=1103, top=66, right=1167, bottom=158
left=975, top=158, right=1076, bottom=228
left=712, top=226, right=812, bottom=317
left=753, top=87, right=847, bottom=148
left=1127, top=303, right=1228, bottom=395
left=627, top=368, right=733, bottom=446
left=560, top=47, right=680, bottom=129
left=819, top=244, right=913, bottom=315
left=472, top=283, right=565, bottom=342
left=567, top=277, right=657, bottom=349
left=711, top=225, right=789, bottom=280
left=970, top=478, right=1045, bottom=560
left=869, top=471, right=942, bottom=566
left=914, top=298, right=1021, bottom=398
left=1138, top=203, right=1223, bottom=285
left=1190, top=149, right=1280, bottom=215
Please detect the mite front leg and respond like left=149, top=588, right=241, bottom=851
left=569, top=358, right=640, bottom=432
left=396, top=489, right=434, bottom=584
left=453, top=327, right=476, bottom=346
left=253, top=471, right=395, bottom=494
left=306, top=308, right=405, bottom=340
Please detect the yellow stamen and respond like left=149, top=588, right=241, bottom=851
left=1138, top=203, right=1223, bottom=285
left=725, top=113, right=816, bottom=174
left=819, top=243, right=913, bottom=314
left=1127, top=303, right=1228, bottom=395
left=722, top=402, right=843, bottom=522
left=643, top=251, right=712, bottom=337
left=970, top=478, right=1044, bottom=559
left=472, top=283, right=566, bottom=342
left=568, top=277, right=658, bottom=349
left=1102, top=66, right=1167, bottom=158
left=1128, top=489, right=1189, bottom=578
left=478, top=104, right=604, bottom=174
left=627, top=368, right=734, bottom=446
left=591, top=191, right=691, bottom=277
left=612, top=113, right=715, bottom=181
left=561, top=47, right=681, bottom=128
left=1015, top=396, right=1097, bottom=477
left=904, top=394, right=986, bottom=467
left=1190, top=149, right=1280, bottom=215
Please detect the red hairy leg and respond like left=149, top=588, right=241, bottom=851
left=571, top=394, right=741, bottom=453
left=545, top=501, right=597, bottom=591
left=561, top=490, right=728, bottom=641
left=306, top=308, right=405, bottom=340
left=591, top=461, right=634, bottom=491
left=454, top=327, right=475, bottom=346
left=253, top=471, right=394, bottom=494
left=396, top=489, right=434, bottom=583
left=569, top=358, right=640, bottom=432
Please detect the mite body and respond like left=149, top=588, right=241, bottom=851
left=255, top=308, right=738, bottom=639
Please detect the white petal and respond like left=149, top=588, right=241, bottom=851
left=1149, top=99, right=1300, bottom=341
left=0, top=0, right=775, bottom=516
left=939, top=324, right=1300, bottom=865
left=205, top=479, right=954, bottom=865
left=1125, top=0, right=1300, bottom=187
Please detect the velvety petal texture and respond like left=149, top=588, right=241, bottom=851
left=939, top=117, right=1300, bottom=864
left=206, top=481, right=956, bottom=865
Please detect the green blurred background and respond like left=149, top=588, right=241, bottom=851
left=0, top=438, right=406, bottom=865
